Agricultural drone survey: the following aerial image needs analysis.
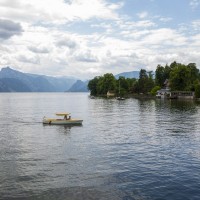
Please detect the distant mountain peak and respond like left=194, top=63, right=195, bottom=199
left=67, top=79, right=89, bottom=92
left=115, top=71, right=140, bottom=79
left=0, top=66, right=77, bottom=92
left=1, top=66, right=15, bottom=71
left=1, top=66, right=11, bottom=71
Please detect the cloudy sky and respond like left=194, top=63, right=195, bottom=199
left=0, top=0, right=200, bottom=79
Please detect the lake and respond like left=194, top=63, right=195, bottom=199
left=0, top=93, right=200, bottom=200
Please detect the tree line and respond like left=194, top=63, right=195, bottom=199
left=88, top=61, right=200, bottom=98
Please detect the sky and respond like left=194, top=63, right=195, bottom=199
left=0, top=0, right=200, bottom=79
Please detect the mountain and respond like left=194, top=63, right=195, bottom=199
left=26, top=73, right=76, bottom=92
left=67, top=80, right=89, bottom=92
left=0, top=78, right=31, bottom=92
left=72, top=71, right=141, bottom=93
left=0, top=67, right=76, bottom=92
left=0, top=67, right=141, bottom=93
left=0, top=67, right=54, bottom=92
left=115, top=71, right=140, bottom=79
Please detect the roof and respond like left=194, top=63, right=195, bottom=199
left=56, top=113, right=71, bottom=116
left=157, top=88, right=170, bottom=92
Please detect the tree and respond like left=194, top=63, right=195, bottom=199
left=155, top=64, right=172, bottom=87
left=103, top=73, right=116, bottom=93
left=88, top=62, right=200, bottom=96
left=96, top=76, right=104, bottom=95
left=164, top=64, right=171, bottom=79
left=139, top=69, right=148, bottom=79
left=126, top=78, right=137, bottom=93
left=116, top=76, right=129, bottom=96
left=169, top=62, right=200, bottom=91
left=138, top=69, right=148, bottom=93
left=169, top=64, right=190, bottom=91
left=95, top=73, right=116, bottom=95
left=155, top=65, right=165, bottom=87
left=187, top=63, right=200, bottom=90
left=170, top=61, right=178, bottom=69
left=146, top=72, right=155, bottom=93
left=88, top=76, right=100, bottom=95
left=135, top=69, right=155, bottom=94
left=150, top=86, right=161, bottom=96
left=195, top=83, right=200, bottom=98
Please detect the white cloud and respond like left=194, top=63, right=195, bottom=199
left=190, top=34, right=200, bottom=47
left=192, top=20, right=200, bottom=31
left=56, top=37, right=78, bottom=49
left=118, top=20, right=156, bottom=31
left=0, top=0, right=122, bottom=24
left=137, top=11, right=148, bottom=19
left=74, top=50, right=99, bottom=63
left=28, top=46, right=49, bottom=54
left=190, top=0, right=200, bottom=9
left=159, top=17, right=173, bottom=23
left=0, top=0, right=200, bottom=79
left=141, top=28, right=187, bottom=46
left=17, top=54, right=40, bottom=64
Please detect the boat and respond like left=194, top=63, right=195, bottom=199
left=116, top=96, right=125, bottom=100
left=89, top=95, right=95, bottom=99
left=43, top=113, right=83, bottom=125
left=116, top=80, right=125, bottom=100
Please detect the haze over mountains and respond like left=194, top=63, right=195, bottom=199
left=115, top=71, right=139, bottom=79
left=0, top=67, right=139, bottom=92
left=0, top=67, right=76, bottom=92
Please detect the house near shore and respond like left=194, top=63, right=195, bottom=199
left=156, top=89, right=195, bottom=99
left=170, top=91, right=195, bottom=99
left=156, top=79, right=171, bottom=98
left=107, top=90, right=115, bottom=97
left=156, top=88, right=171, bottom=99
left=156, top=79, right=195, bottom=100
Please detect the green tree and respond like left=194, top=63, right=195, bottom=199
left=170, top=61, right=178, bottom=69
left=96, top=73, right=116, bottom=95
left=146, top=71, right=155, bottom=93
left=169, top=64, right=190, bottom=91
left=195, top=83, right=200, bottom=98
left=138, top=69, right=148, bottom=93
left=126, top=78, right=137, bottom=93
left=139, top=69, right=148, bottom=79
left=96, top=76, right=104, bottom=95
left=116, top=76, right=129, bottom=96
left=132, top=81, right=140, bottom=94
left=164, top=64, right=171, bottom=79
left=137, top=69, right=155, bottom=94
left=169, top=62, right=200, bottom=91
left=150, top=86, right=161, bottom=95
left=88, top=76, right=100, bottom=95
left=155, top=64, right=172, bottom=87
left=187, top=63, right=200, bottom=90
left=155, top=65, right=165, bottom=86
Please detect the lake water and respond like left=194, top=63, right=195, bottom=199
left=0, top=93, right=200, bottom=200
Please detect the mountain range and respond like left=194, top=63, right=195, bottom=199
left=0, top=67, right=77, bottom=92
left=115, top=71, right=139, bottom=79
left=0, top=67, right=139, bottom=92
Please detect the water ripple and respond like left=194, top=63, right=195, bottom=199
left=0, top=93, right=200, bottom=199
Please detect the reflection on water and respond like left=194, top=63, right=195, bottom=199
left=43, top=124, right=83, bottom=135
left=0, top=93, right=200, bottom=200
left=155, top=99, right=198, bottom=136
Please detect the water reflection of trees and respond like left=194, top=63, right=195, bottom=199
left=137, top=99, right=157, bottom=136
left=155, top=100, right=199, bottom=135
left=138, top=99, right=155, bottom=113
left=168, top=100, right=197, bottom=113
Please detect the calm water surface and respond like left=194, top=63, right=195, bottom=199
left=0, top=93, right=200, bottom=200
